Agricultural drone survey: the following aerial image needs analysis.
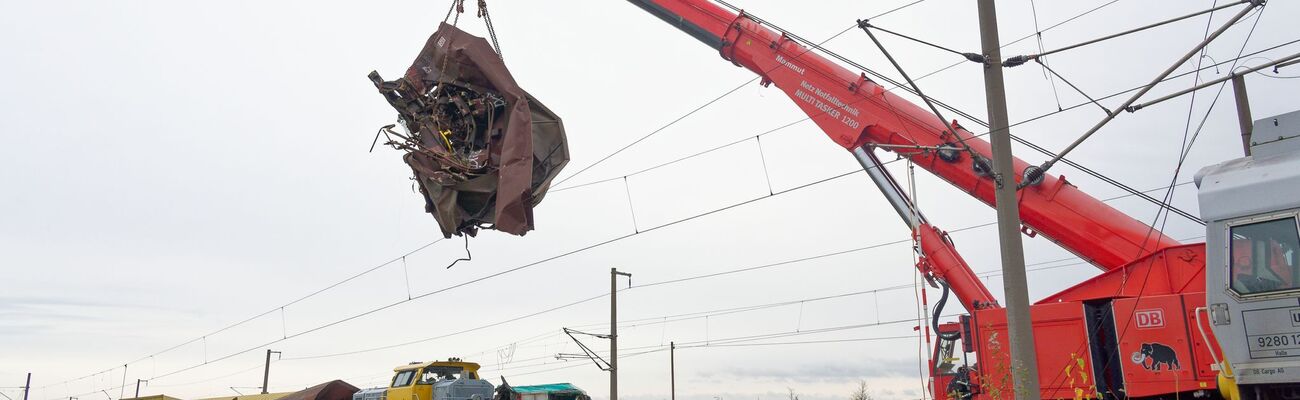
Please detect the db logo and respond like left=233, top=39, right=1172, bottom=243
left=1136, top=309, right=1165, bottom=329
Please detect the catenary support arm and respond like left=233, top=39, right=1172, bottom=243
left=626, top=0, right=1181, bottom=271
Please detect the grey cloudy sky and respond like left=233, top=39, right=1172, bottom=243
left=2, top=1, right=1298, bottom=400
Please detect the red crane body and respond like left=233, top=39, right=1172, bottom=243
left=628, top=1, right=1223, bottom=398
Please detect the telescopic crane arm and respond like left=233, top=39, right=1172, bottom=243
left=628, top=0, right=1181, bottom=273
left=852, top=148, right=999, bottom=309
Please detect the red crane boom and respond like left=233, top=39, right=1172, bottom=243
left=628, top=0, right=1181, bottom=271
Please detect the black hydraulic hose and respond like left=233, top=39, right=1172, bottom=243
left=933, top=280, right=960, bottom=340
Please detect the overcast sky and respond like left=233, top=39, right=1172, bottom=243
left=3, top=1, right=1299, bottom=400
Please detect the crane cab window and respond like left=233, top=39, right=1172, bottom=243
left=391, top=370, right=416, bottom=387
left=932, top=333, right=966, bottom=376
left=1229, top=216, right=1300, bottom=296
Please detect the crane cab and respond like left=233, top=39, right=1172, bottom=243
left=930, top=321, right=978, bottom=399
left=1198, top=110, right=1300, bottom=399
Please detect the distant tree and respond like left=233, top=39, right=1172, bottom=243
left=787, top=388, right=799, bottom=400
left=849, top=380, right=873, bottom=400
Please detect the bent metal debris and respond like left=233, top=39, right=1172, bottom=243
left=369, top=23, right=569, bottom=238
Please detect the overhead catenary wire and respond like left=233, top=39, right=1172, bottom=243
left=1043, top=6, right=1268, bottom=391
left=290, top=176, right=1192, bottom=367
left=39, top=238, right=446, bottom=391
left=47, top=154, right=886, bottom=399
left=284, top=189, right=930, bottom=361
left=458, top=330, right=566, bottom=363
left=1085, top=4, right=1268, bottom=391
left=550, top=73, right=756, bottom=188
left=550, top=0, right=931, bottom=188
left=53, top=35, right=946, bottom=389
left=48, top=87, right=901, bottom=397
left=726, top=0, right=1121, bottom=130
left=280, top=292, right=609, bottom=361
left=1003, top=0, right=1252, bottom=66
left=559, top=0, right=1206, bottom=224
left=998, top=38, right=1300, bottom=226
left=677, top=336, right=915, bottom=348
left=213, top=292, right=935, bottom=389
left=567, top=288, right=906, bottom=332
left=1166, top=0, right=1223, bottom=236
left=62, top=239, right=1118, bottom=400
left=497, top=301, right=1081, bottom=379
left=1231, top=56, right=1300, bottom=78
left=1021, top=1, right=1263, bottom=186
left=94, top=173, right=1189, bottom=396
left=859, top=2, right=1222, bottom=222
left=45, top=2, right=1284, bottom=397
left=574, top=1, right=1204, bottom=231
left=858, top=20, right=977, bottom=159
left=550, top=118, right=810, bottom=193
left=861, top=4, right=1219, bottom=221
left=553, top=75, right=1206, bottom=225
left=852, top=0, right=1216, bottom=220
left=857, top=21, right=984, bottom=63
left=888, top=0, right=1123, bottom=105
left=1027, top=0, right=1065, bottom=111
left=497, top=172, right=1194, bottom=390
left=1033, top=59, right=1109, bottom=115
left=715, top=0, right=988, bottom=132
left=1007, top=37, right=1300, bottom=129
left=480, top=245, right=1186, bottom=389
left=145, top=362, right=266, bottom=389
left=1126, top=51, right=1300, bottom=112
left=493, top=317, right=929, bottom=375
left=499, top=349, right=664, bottom=378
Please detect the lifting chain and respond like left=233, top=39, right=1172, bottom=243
left=441, top=0, right=503, bottom=60
left=477, top=0, right=503, bottom=60
left=443, top=0, right=465, bottom=25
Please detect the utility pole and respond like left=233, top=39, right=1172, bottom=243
left=22, top=373, right=30, bottom=400
left=261, top=349, right=281, bottom=394
left=669, top=342, right=675, bottom=400
left=119, top=365, right=127, bottom=400
left=610, top=268, right=631, bottom=400
left=976, top=0, right=1041, bottom=398
left=134, top=380, right=148, bottom=399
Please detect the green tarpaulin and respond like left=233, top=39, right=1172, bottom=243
left=508, top=384, right=584, bottom=394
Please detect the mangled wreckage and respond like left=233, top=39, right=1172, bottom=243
left=369, top=23, right=568, bottom=238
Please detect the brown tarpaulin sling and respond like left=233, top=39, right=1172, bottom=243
left=372, top=23, right=568, bottom=238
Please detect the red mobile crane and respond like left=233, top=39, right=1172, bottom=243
left=625, top=1, right=1222, bottom=398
